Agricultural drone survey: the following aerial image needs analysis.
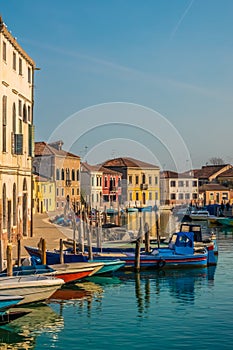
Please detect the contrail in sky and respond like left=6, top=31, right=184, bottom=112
left=170, top=0, right=195, bottom=39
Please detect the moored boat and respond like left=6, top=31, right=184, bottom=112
left=0, top=275, right=64, bottom=305
left=0, top=295, right=24, bottom=311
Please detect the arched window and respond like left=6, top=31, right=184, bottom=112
left=12, top=102, right=16, bottom=133
left=2, top=96, right=7, bottom=152
left=72, top=169, right=75, bottom=181
left=13, top=183, right=17, bottom=226
left=2, top=184, right=6, bottom=229
left=61, top=169, right=65, bottom=180
left=56, top=168, right=60, bottom=180
left=66, top=168, right=70, bottom=180
left=76, top=169, right=79, bottom=181
left=23, top=104, right=27, bottom=123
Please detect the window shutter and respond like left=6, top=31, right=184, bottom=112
left=15, top=134, right=23, bottom=155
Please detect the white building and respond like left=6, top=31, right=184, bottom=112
left=160, top=171, right=198, bottom=206
left=0, top=16, right=35, bottom=248
left=80, top=162, right=103, bottom=210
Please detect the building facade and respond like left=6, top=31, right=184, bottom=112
left=33, top=141, right=80, bottom=213
left=102, top=157, right=160, bottom=208
left=33, top=174, right=56, bottom=213
left=160, top=171, right=199, bottom=206
left=80, top=162, right=103, bottom=210
left=0, top=17, right=35, bottom=248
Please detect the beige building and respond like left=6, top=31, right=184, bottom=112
left=0, top=16, right=35, bottom=249
left=33, top=141, right=81, bottom=213
left=33, top=174, right=56, bottom=213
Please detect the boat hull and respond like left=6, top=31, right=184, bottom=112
left=0, top=295, right=24, bottom=311
left=0, top=276, right=64, bottom=305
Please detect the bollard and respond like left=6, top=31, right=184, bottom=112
left=6, top=244, right=13, bottom=276
left=59, top=239, right=64, bottom=264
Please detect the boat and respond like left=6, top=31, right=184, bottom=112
left=24, top=246, right=125, bottom=275
left=1, top=263, right=98, bottom=284
left=168, top=223, right=218, bottom=265
left=126, top=207, right=139, bottom=213
left=0, top=275, right=64, bottom=305
left=137, top=206, right=152, bottom=212
left=24, top=246, right=88, bottom=265
left=215, top=217, right=233, bottom=226
left=0, top=295, right=24, bottom=311
left=188, top=210, right=211, bottom=221
left=92, top=231, right=209, bottom=270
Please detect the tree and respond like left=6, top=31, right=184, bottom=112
left=208, top=157, right=225, bottom=165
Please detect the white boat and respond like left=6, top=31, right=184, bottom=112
left=189, top=210, right=211, bottom=221
left=0, top=275, right=64, bottom=305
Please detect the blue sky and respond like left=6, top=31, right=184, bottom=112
left=1, top=0, right=233, bottom=170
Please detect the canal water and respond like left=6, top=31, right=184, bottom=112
left=1, top=215, right=233, bottom=350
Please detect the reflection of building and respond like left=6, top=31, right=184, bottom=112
left=160, top=171, right=198, bottom=206
left=0, top=16, right=35, bottom=247
left=102, top=157, right=160, bottom=208
left=33, top=141, right=80, bottom=212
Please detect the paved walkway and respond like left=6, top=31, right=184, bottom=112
left=12, top=213, right=74, bottom=260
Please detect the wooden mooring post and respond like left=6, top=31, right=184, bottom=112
left=17, top=238, right=21, bottom=267
left=144, top=222, right=150, bottom=253
left=59, top=239, right=64, bottom=264
left=134, top=217, right=143, bottom=272
left=39, top=238, right=46, bottom=265
left=6, top=243, right=13, bottom=276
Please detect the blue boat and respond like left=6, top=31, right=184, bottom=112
left=26, top=231, right=209, bottom=270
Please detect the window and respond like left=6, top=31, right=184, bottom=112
left=76, top=170, right=79, bottom=181
left=19, top=58, right=22, bottom=75
left=185, top=193, right=190, bottom=200
left=192, top=193, right=198, bottom=199
left=100, top=177, right=102, bottom=186
left=171, top=193, right=176, bottom=200
left=149, top=176, right=152, bottom=185
left=142, top=174, right=146, bottom=184
left=61, top=169, right=64, bottom=180
left=135, top=175, right=139, bottom=185
left=56, top=188, right=59, bottom=196
left=155, top=191, right=158, bottom=200
left=129, top=192, right=132, bottom=201
left=170, top=180, right=176, bottom=187
left=72, top=188, right=74, bottom=195
left=155, top=176, right=158, bottom=185
left=28, top=106, right=31, bottom=122
left=3, top=41, right=6, bottom=61
left=186, top=181, right=189, bottom=187
left=12, top=103, right=16, bottom=133
left=149, top=192, right=152, bottom=200
left=178, top=193, right=184, bottom=200
left=136, top=192, right=139, bottom=201
left=192, top=181, right=197, bottom=187
left=96, top=193, right=99, bottom=202
left=56, top=169, right=60, bottom=180
left=77, top=188, right=79, bottom=195
left=56, top=202, right=59, bottom=208
left=222, top=192, right=228, bottom=200
left=61, top=188, right=64, bottom=196
left=91, top=176, right=94, bottom=186
left=49, top=185, right=52, bottom=193
left=118, top=178, right=121, bottom=187
left=72, top=169, right=75, bottom=181
left=13, top=52, right=16, bottom=70
left=18, top=100, right=22, bottom=117
left=129, top=175, right=132, bottom=184
left=96, top=176, right=99, bottom=186
left=28, top=67, right=31, bottom=83
left=178, top=181, right=184, bottom=187
left=104, top=177, right=108, bottom=187
left=2, top=96, right=7, bottom=152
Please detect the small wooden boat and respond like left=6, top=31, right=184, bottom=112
left=0, top=275, right=64, bottom=305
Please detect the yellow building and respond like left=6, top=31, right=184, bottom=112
left=0, top=16, right=35, bottom=249
left=33, top=141, right=80, bottom=213
left=102, top=157, right=160, bottom=208
left=33, top=174, right=56, bottom=213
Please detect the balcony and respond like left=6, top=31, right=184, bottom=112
left=65, top=179, right=72, bottom=187
left=140, top=183, right=148, bottom=190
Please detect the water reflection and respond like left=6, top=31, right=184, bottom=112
left=1, top=304, right=63, bottom=349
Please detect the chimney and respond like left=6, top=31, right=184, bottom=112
left=49, top=140, right=64, bottom=151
